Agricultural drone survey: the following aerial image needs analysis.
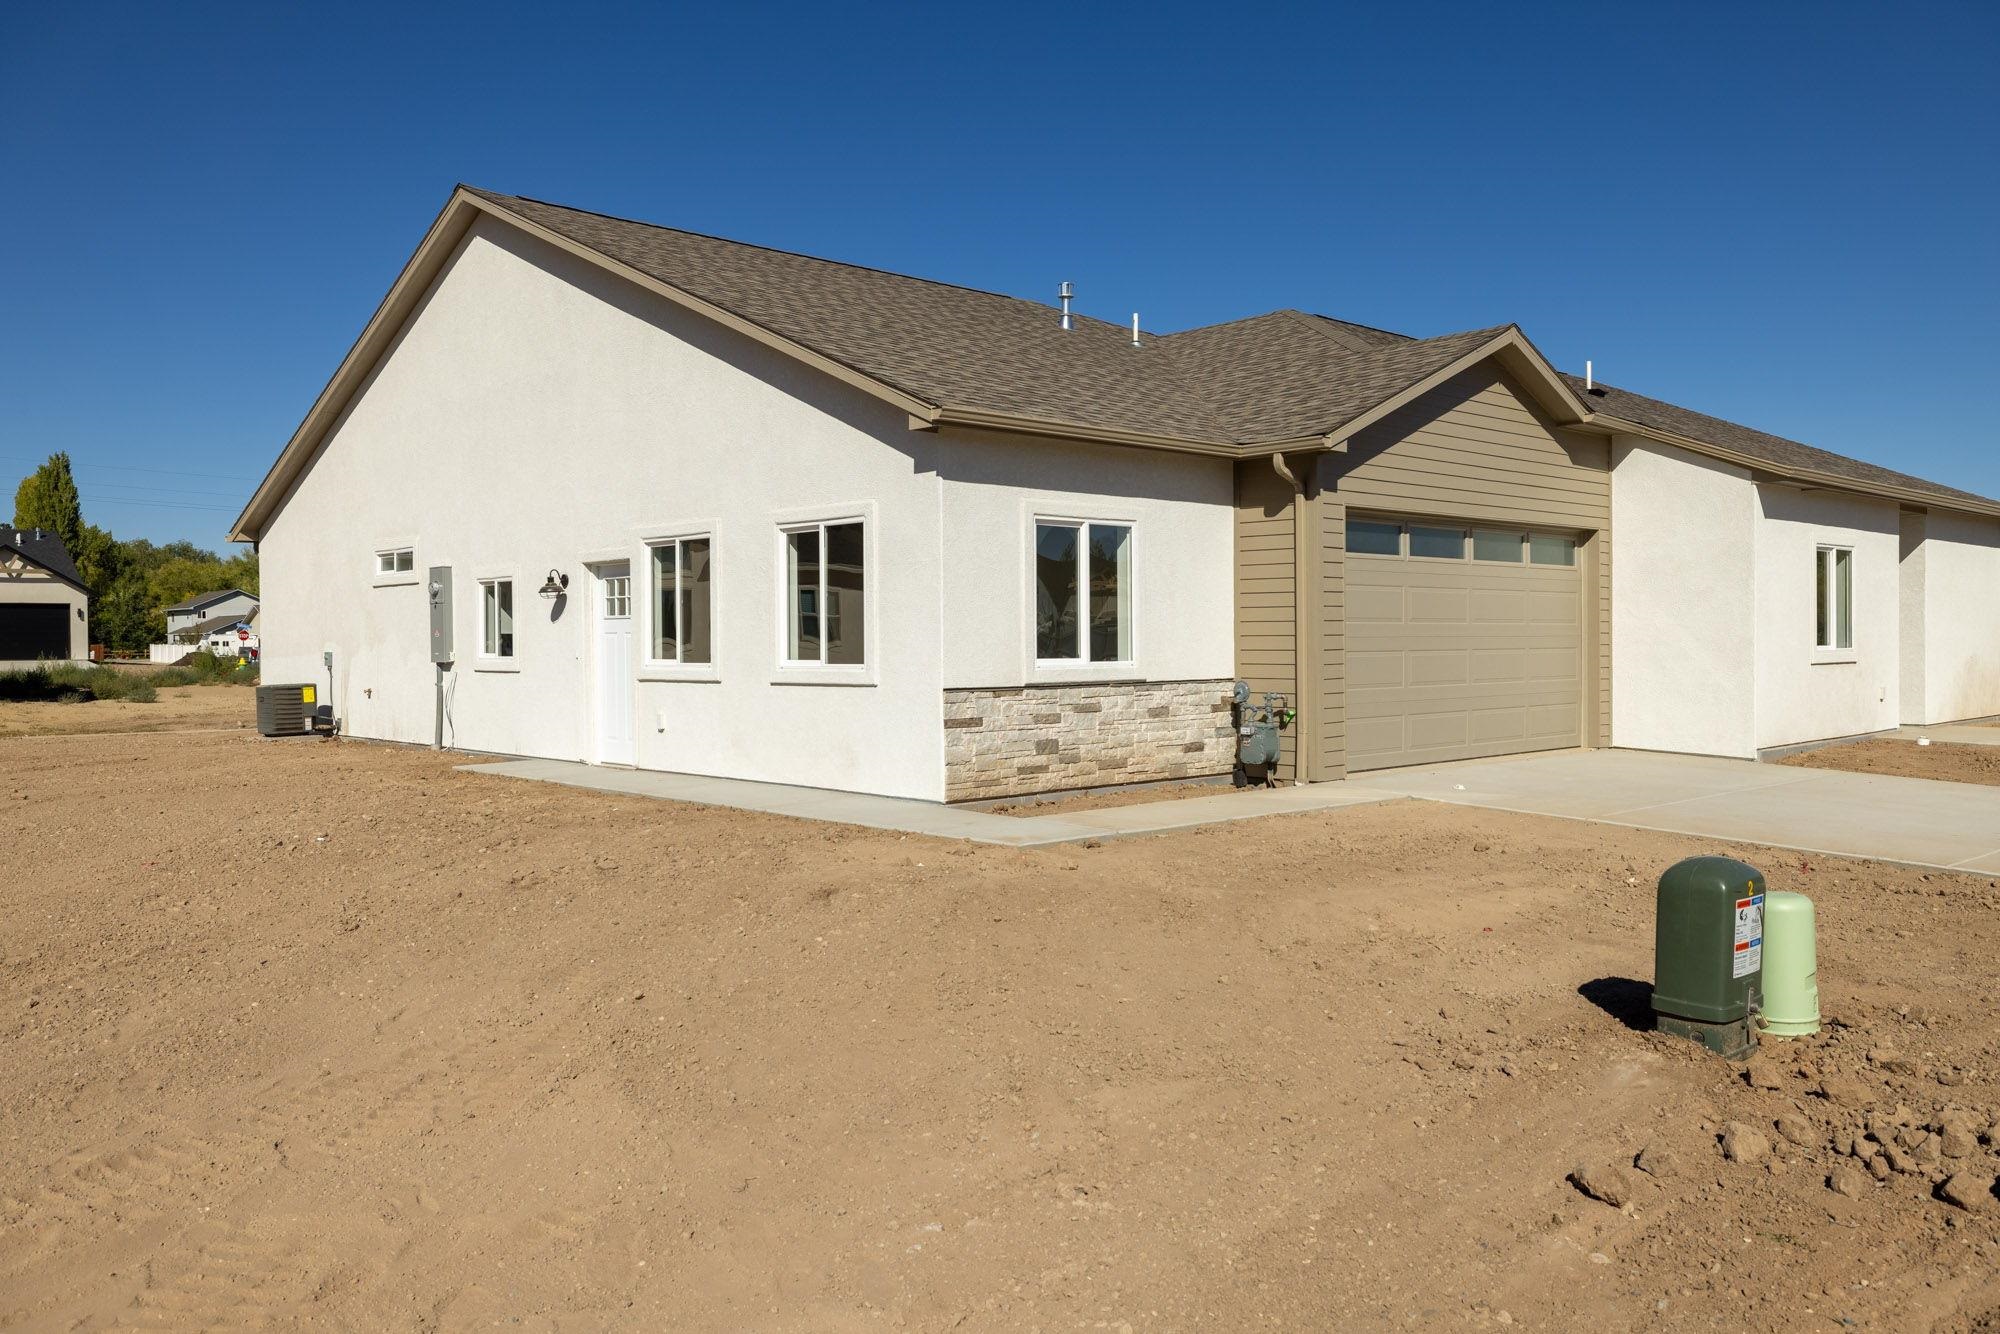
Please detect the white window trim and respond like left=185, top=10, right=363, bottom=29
left=639, top=526, right=720, bottom=682
left=771, top=502, right=876, bottom=687
left=1028, top=511, right=1139, bottom=680
left=373, top=545, right=418, bottom=587
left=475, top=574, right=518, bottom=668
left=1814, top=544, right=1855, bottom=659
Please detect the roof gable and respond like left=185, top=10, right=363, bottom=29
left=0, top=529, right=86, bottom=594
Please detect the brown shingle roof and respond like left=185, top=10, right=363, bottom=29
left=464, top=189, right=1995, bottom=511
left=1562, top=377, right=1996, bottom=509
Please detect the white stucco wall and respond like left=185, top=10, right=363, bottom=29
left=0, top=569, right=89, bottom=667
left=1608, top=438, right=1757, bottom=757
left=259, top=217, right=948, bottom=799
left=937, top=429, right=1234, bottom=689
left=1752, top=485, right=1900, bottom=748
left=1912, top=508, right=2000, bottom=723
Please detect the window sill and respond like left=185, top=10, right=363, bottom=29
left=770, top=666, right=875, bottom=687
left=1030, top=663, right=1140, bottom=685
left=637, top=667, right=720, bottom=683
left=1810, top=653, right=1857, bottom=665
left=473, top=660, right=521, bottom=674
left=372, top=576, right=420, bottom=589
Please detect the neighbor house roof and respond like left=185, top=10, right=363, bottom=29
left=165, top=588, right=255, bottom=615
left=178, top=612, right=252, bottom=640
left=0, top=528, right=86, bottom=594
left=230, top=185, right=1999, bottom=538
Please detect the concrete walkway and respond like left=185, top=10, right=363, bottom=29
left=1351, top=749, right=2000, bottom=874
left=462, top=748, right=2000, bottom=871
left=1894, top=722, right=2000, bottom=747
left=459, top=757, right=1396, bottom=848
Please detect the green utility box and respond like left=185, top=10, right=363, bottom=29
left=1651, top=856, right=1765, bottom=1059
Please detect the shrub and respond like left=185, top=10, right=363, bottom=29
left=0, top=663, right=158, bottom=703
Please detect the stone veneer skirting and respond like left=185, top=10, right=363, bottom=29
left=944, top=679, right=1237, bottom=802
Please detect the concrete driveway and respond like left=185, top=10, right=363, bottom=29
left=1349, top=749, right=2000, bottom=874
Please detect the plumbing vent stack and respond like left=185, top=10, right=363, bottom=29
left=1131, top=313, right=1140, bottom=348
left=1058, top=280, right=1074, bottom=331
left=1586, top=360, right=1594, bottom=392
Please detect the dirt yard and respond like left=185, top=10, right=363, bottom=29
left=5, top=722, right=2000, bottom=1331
left=0, top=684, right=253, bottom=738
left=1777, top=737, right=2000, bottom=787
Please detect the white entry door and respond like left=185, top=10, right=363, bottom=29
left=593, top=562, right=635, bottom=766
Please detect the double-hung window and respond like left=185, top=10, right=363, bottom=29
left=1815, top=546, right=1853, bottom=651
left=480, top=578, right=514, bottom=658
left=783, top=520, right=864, bottom=665
left=648, top=536, right=712, bottom=665
left=1035, top=520, right=1132, bottom=664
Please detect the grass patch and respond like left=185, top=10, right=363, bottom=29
left=0, top=653, right=258, bottom=703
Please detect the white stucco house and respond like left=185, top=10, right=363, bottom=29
left=230, top=186, right=2000, bottom=801
left=0, top=528, right=90, bottom=669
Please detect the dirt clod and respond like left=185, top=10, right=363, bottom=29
left=1634, top=1144, right=1678, bottom=1178
left=1720, top=1121, right=1771, bottom=1164
left=1938, top=1173, right=1997, bottom=1212
left=1569, top=1163, right=1638, bottom=1208
left=1828, top=1164, right=1872, bottom=1198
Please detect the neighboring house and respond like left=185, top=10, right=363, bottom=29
left=164, top=589, right=259, bottom=642
left=0, top=528, right=89, bottom=668
left=200, top=620, right=258, bottom=657
left=230, top=186, right=2000, bottom=801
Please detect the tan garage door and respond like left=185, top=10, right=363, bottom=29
left=1346, top=517, right=1582, bottom=771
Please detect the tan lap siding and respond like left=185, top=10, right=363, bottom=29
left=1235, top=458, right=1298, bottom=781
left=1315, top=363, right=1611, bottom=775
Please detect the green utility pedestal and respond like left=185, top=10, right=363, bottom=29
left=1651, top=856, right=1765, bottom=1060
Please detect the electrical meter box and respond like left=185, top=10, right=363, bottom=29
left=1652, top=855, right=1765, bottom=1059
left=429, top=566, right=453, bottom=663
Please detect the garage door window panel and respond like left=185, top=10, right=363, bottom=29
left=1408, top=526, right=1467, bottom=561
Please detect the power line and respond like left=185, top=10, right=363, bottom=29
left=84, top=481, right=248, bottom=501
left=82, top=498, right=241, bottom=512
left=0, top=455, right=262, bottom=484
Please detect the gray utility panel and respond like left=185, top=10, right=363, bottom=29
left=429, top=566, right=454, bottom=662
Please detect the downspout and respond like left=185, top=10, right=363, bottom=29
left=1273, top=452, right=1313, bottom=782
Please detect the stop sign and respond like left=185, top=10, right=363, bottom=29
left=238, top=629, right=250, bottom=640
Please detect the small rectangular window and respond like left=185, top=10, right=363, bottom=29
left=1473, top=530, right=1523, bottom=562
left=481, top=579, right=514, bottom=657
left=1816, top=546, right=1852, bottom=650
left=376, top=548, right=413, bottom=575
left=1035, top=520, right=1132, bottom=663
left=1347, top=519, right=1400, bottom=556
left=784, top=520, right=864, bottom=666
left=1529, top=534, right=1576, bottom=567
left=649, top=537, right=711, bottom=664
left=1408, top=526, right=1465, bottom=560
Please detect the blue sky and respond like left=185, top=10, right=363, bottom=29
left=2, top=1, right=1995, bottom=547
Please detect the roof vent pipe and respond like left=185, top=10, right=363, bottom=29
left=1585, top=360, right=1593, bottom=393
left=1058, top=281, right=1074, bottom=331
left=1131, top=313, right=1141, bottom=348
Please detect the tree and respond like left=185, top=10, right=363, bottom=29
left=12, top=453, right=85, bottom=555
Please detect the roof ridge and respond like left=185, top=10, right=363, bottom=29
left=466, top=186, right=1133, bottom=335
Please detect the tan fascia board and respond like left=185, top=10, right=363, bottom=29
left=1591, top=413, right=2000, bottom=521
left=232, top=187, right=943, bottom=541
left=230, top=192, right=479, bottom=541
left=927, top=406, right=1241, bottom=457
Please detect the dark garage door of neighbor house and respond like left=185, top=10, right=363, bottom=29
left=1344, top=516, right=1583, bottom=771
left=0, top=603, right=71, bottom=662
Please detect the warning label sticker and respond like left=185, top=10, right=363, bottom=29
left=1732, top=893, right=1765, bottom=978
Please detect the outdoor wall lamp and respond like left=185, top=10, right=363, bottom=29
left=538, top=570, right=570, bottom=600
